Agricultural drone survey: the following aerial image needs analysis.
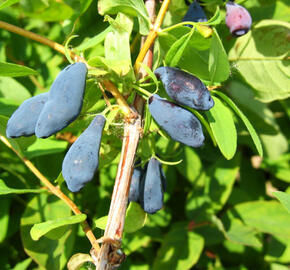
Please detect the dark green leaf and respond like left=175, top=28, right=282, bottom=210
left=0, top=0, right=19, bottom=10
left=11, top=258, right=32, bottom=270
left=0, top=179, right=45, bottom=195
left=228, top=20, right=290, bottom=102
left=206, top=96, right=237, bottom=159
left=209, top=30, right=230, bottom=83
left=0, top=197, right=11, bottom=242
left=30, top=214, right=87, bottom=241
left=230, top=201, right=290, bottom=240
left=124, top=202, right=147, bottom=233
left=213, top=90, right=263, bottom=157
left=273, top=191, right=290, bottom=214
left=24, top=138, right=68, bottom=159
left=0, top=62, right=37, bottom=77
left=20, top=193, right=76, bottom=269
left=152, top=223, right=204, bottom=270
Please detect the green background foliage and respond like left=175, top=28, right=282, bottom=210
left=0, top=0, right=289, bottom=269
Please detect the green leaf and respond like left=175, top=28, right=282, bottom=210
left=206, top=155, right=240, bottom=212
left=98, top=0, right=150, bottom=35
left=227, top=81, right=279, bottom=134
left=76, top=26, right=112, bottom=51
left=260, top=132, right=288, bottom=160
left=270, top=263, right=290, bottom=270
left=209, top=30, right=230, bottom=84
left=105, top=13, right=133, bottom=61
left=0, top=179, right=45, bottom=195
left=176, top=147, right=202, bottom=184
left=0, top=77, right=31, bottom=104
left=94, top=215, right=108, bottom=230
left=30, top=214, right=87, bottom=241
left=213, top=90, right=263, bottom=157
left=124, top=202, right=147, bottom=233
left=273, top=191, right=290, bottom=214
left=261, top=154, right=290, bottom=182
left=0, top=0, right=19, bottom=10
left=0, top=197, right=11, bottom=242
left=206, top=96, right=237, bottom=160
left=207, top=6, right=222, bottom=26
left=165, top=29, right=194, bottom=67
left=213, top=215, right=261, bottom=247
left=81, top=79, right=103, bottom=113
left=95, top=203, right=147, bottom=233
left=0, top=98, right=19, bottom=117
left=228, top=20, right=290, bottom=102
left=152, top=223, right=204, bottom=270
left=0, top=62, right=37, bottom=77
left=24, top=138, right=68, bottom=159
left=20, top=193, right=76, bottom=269
left=225, top=218, right=261, bottom=247
left=23, top=1, right=74, bottom=22
left=230, top=201, right=290, bottom=240
left=160, top=28, right=212, bottom=81
left=11, top=258, right=32, bottom=270
left=265, top=235, right=290, bottom=264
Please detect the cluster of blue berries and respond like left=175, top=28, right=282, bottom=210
left=128, top=66, right=215, bottom=214
left=6, top=62, right=106, bottom=193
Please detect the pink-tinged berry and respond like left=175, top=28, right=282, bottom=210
left=226, top=1, right=252, bottom=37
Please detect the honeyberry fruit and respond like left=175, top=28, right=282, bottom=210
left=148, top=94, right=204, bottom=148
left=6, top=93, right=48, bottom=138
left=140, top=158, right=166, bottom=214
left=62, top=115, right=106, bottom=193
left=129, top=167, right=143, bottom=203
left=183, top=0, right=207, bottom=26
left=225, top=1, right=252, bottom=37
left=35, top=62, right=87, bottom=138
left=154, top=67, right=214, bottom=111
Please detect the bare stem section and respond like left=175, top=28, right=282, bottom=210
left=95, top=116, right=142, bottom=270
left=95, top=0, right=170, bottom=269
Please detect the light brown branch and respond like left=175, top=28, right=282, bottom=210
left=95, top=0, right=169, bottom=269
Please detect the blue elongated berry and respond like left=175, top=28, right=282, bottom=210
left=62, top=115, right=106, bottom=192
left=183, top=0, right=207, bottom=26
left=226, top=1, right=252, bottom=37
left=129, top=167, right=143, bottom=203
left=154, top=67, right=214, bottom=111
left=148, top=94, right=204, bottom=148
left=6, top=93, right=48, bottom=138
left=140, top=158, right=166, bottom=214
left=35, top=62, right=87, bottom=138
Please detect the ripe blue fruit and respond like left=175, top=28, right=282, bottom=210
left=154, top=67, right=214, bottom=111
left=128, top=167, right=143, bottom=203
left=183, top=1, right=207, bottom=26
left=35, top=62, right=87, bottom=138
left=148, top=94, right=204, bottom=148
left=225, top=1, right=252, bottom=37
left=6, top=93, right=48, bottom=138
left=62, top=115, right=106, bottom=193
left=140, top=158, right=166, bottom=214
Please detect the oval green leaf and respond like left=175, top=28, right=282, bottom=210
left=205, top=96, right=237, bottom=160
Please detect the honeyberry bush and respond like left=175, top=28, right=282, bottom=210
left=0, top=0, right=290, bottom=269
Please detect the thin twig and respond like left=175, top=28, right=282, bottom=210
left=0, top=20, right=80, bottom=61
left=0, top=135, right=100, bottom=252
left=95, top=1, right=169, bottom=269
